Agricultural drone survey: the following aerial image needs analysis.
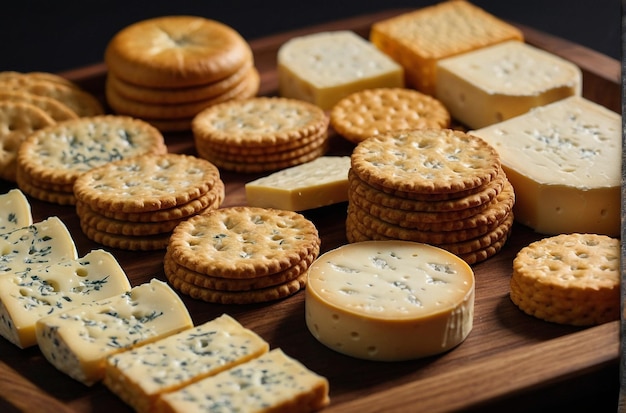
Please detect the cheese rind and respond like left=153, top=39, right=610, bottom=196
left=245, top=156, right=351, bottom=211
left=436, top=41, right=582, bottom=129
left=0, top=249, right=131, bottom=349
left=104, top=313, right=269, bottom=413
left=305, top=240, right=474, bottom=361
left=277, top=30, right=404, bottom=110
left=472, top=96, right=621, bottom=236
left=155, top=348, right=330, bottom=413
left=0, top=189, right=32, bottom=234
left=35, top=279, right=193, bottom=386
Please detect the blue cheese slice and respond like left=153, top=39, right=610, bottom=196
left=35, top=278, right=193, bottom=386
left=0, top=189, right=32, bottom=234
left=0, top=216, right=77, bottom=275
left=245, top=156, right=351, bottom=211
left=0, top=249, right=131, bottom=349
left=104, top=313, right=269, bottom=413
left=155, top=348, right=330, bottom=413
left=305, top=240, right=475, bottom=361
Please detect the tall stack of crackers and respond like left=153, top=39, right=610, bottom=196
left=346, top=128, right=515, bottom=265
left=104, top=15, right=259, bottom=133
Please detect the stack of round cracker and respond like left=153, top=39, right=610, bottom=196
left=164, top=206, right=320, bottom=304
left=0, top=71, right=104, bottom=182
left=16, top=115, right=167, bottom=205
left=345, top=128, right=515, bottom=265
left=73, top=153, right=225, bottom=251
left=104, top=15, right=259, bottom=133
left=191, top=97, right=329, bottom=173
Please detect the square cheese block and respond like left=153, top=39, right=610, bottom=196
left=370, top=0, right=523, bottom=95
left=35, top=279, right=193, bottom=386
left=0, top=249, right=131, bottom=349
left=0, top=216, right=77, bottom=275
left=277, top=30, right=404, bottom=110
left=436, top=40, right=582, bottom=129
left=245, top=156, right=351, bottom=211
left=104, top=314, right=269, bottom=413
left=472, top=96, right=621, bottom=236
left=0, top=189, right=32, bottom=234
left=154, top=348, right=330, bottom=413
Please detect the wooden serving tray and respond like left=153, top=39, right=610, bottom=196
left=0, top=9, right=620, bottom=413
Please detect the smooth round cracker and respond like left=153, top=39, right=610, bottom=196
left=510, top=233, right=620, bottom=326
left=80, top=219, right=171, bottom=251
left=0, top=90, right=78, bottom=122
left=330, top=87, right=450, bottom=143
left=168, top=206, right=320, bottom=279
left=74, top=153, right=221, bottom=213
left=191, top=96, right=328, bottom=147
left=17, top=115, right=167, bottom=187
left=0, top=101, right=56, bottom=182
left=105, top=16, right=253, bottom=87
left=351, top=128, right=501, bottom=195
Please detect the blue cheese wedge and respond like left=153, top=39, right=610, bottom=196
left=104, top=313, right=269, bottom=413
left=35, top=279, right=193, bottom=386
left=155, top=348, right=330, bottom=413
left=245, top=156, right=351, bottom=211
left=0, top=249, right=131, bottom=349
left=0, top=216, right=77, bottom=275
left=0, top=189, right=32, bottom=234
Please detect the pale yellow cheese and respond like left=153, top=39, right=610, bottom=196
left=305, top=240, right=474, bottom=361
left=277, top=30, right=404, bottom=110
left=436, top=40, right=582, bottom=129
left=472, top=96, right=621, bottom=236
left=0, top=189, right=32, bottom=234
left=245, top=156, right=351, bottom=211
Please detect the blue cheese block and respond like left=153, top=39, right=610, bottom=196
left=155, top=348, right=330, bottom=413
left=0, top=189, right=32, bottom=234
left=104, top=313, right=269, bottom=413
left=35, top=279, right=193, bottom=386
left=0, top=249, right=131, bottom=349
left=0, top=216, right=77, bottom=275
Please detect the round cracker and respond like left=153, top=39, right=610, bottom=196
left=0, top=90, right=78, bottom=122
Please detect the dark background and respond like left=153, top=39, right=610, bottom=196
left=0, top=0, right=620, bottom=74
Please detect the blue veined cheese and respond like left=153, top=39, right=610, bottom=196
left=0, top=189, right=32, bottom=234
left=245, top=156, right=351, bottom=211
left=104, top=313, right=269, bottom=413
left=436, top=40, right=582, bottom=129
left=0, top=216, right=77, bottom=275
left=305, top=240, right=475, bottom=361
left=154, top=348, right=330, bottom=413
left=35, top=279, right=193, bottom=386
left=0, top=249, right=131, bottom=349
left=277, top=30, right=404, bottom=110
left=472, top=96, right=621, bottom=236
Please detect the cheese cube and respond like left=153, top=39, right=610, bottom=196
left=277, top=30, right=404, bottom=110
left=436, top=40, right=582, bottom=129
left=245, top=156, right=351, bottom=211
left=104, top=314, right=269, bottom=413
left=305, top=240, right=475, bottom=361
left=0, top=189, right=32, bottom=234
left=35, top=279, right=193, bottom=386
left=472, top=96, right=621, bottom=236
left=0, top=216, right=77, bottom=274
left=155, top=348, right=330, bottom=413
left=0, top=249, right=131, bottom=349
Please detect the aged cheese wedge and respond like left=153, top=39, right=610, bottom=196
left=104, top=313, right=269, bottom=413
left=245, top=156, right=351, bottom=211
left=472, top=96, right=620, bottom=236
left=35, top=279, right=193, bottom=386
left=0, top=189, right=32, bottom=234
left=277, top=30, right=404, bottom=110
left=305, top=240, right=475, bottom=361
left=436, top=40, right=582, bottom=129
left=0, top=216, right=77, bottom=275
left=0, top=249, right=131, bottom=349
left=155, top=348, right=330, bottom=413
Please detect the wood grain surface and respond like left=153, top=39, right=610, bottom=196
left=0, top=9, right=620, bottom=412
